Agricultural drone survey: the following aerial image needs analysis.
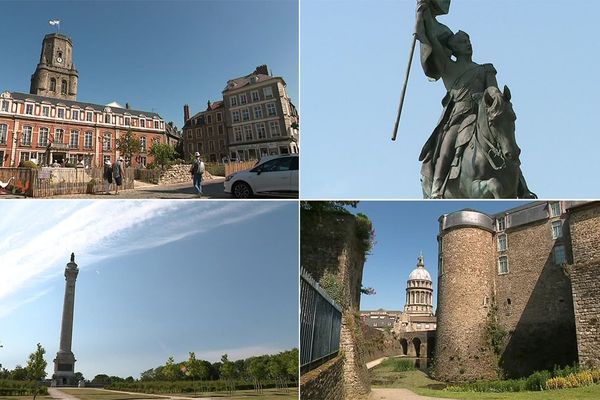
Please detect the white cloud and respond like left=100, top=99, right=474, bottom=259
left=0, top=200, right=289, bottom=317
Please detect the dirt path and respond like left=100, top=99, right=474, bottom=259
left=370, top=388, right=444, bottom=400
left=48, top=388, right=81, bottom=400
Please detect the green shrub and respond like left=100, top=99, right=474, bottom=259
left=18, top=160, right=38, bottom=169
left=205, top=163, right=225, bottom=177
left=525, top=370, right=551, bottom=391
left=552, top=364, right=579, bottom=378
left=355, top=213, right=375, bottom=255
left=446, top=379, right=526, bottom=393
left=0, top=380, right=48, bottom=396
left=391, top=359, right=415, bottom=372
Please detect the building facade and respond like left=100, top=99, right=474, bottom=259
left=0, top=33, right=167, bottom=168
left=223, top=65, right=299, bottom=160
left=182, top=101, right=227, bottom=162
left=433, top=201, right=598, bottom=382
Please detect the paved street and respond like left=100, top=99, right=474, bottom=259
left=47, top=178, right=229, bottom=199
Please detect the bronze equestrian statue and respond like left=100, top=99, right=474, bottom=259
left=410, top=0, right=536, bottom=198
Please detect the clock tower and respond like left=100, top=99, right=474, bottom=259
left=30, top=33, right=79, bottom=101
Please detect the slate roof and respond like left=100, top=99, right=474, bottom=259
left=8, top=92, right=162, bottom=119
left=222, top=73, right=284, bottom=93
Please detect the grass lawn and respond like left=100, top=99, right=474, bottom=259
left=59, top=388, right=164, bottom=400
left=371, top=367, right=600, bottom=399
left=58, top=387, right=297, bottom=400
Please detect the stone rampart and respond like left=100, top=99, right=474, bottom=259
left=569, top=203, right=600, bottom=369
left=300, top=354, right=345, bottom=400
left=301, top=211, right=370, bottom=399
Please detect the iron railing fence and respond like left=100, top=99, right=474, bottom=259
left=300, top=267, right=342, bottom=374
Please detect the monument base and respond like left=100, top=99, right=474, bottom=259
left=53, top=350, right=76, bottom=386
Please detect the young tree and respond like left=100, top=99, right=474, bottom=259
left=11, top=365, right=28, bottom=380
left=267, top=356, right=287, bottom=391
left=115, top=129, right=142, bottom=164
left=25, top=343, right=47, bottom=400
left=149, top=143, right=175, bottom=170
left=186, top=352, right=209, bottom=395
left=163, top=356, right=178, bottom=382
left=285, top=348, right=299, bottom=384
left=248, top=357, right=268, bottom=394
left=73, top=371, right=84, bottom=383
left=219, top=354, right=236, bottom=395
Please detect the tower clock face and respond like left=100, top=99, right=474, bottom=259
left=56, top=57, right=63, bottom=64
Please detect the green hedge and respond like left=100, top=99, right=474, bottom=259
left=0, top=380, right=48, bottom=396
left=107, top=380, right=295, bottom=394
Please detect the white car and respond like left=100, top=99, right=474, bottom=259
left=224, top=154, right=299, bottom=198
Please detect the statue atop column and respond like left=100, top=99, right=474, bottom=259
left=414, top=0, right=536, bottom=198
left=53, top=253, right=79, bottom=386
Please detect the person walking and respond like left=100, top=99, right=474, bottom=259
left=103, top=159, right=113, bottom=194
left=190, top=152, right=205, bottom=197
left=113, top=156, right=125, bottom=195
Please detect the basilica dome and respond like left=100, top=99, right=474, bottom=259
left=408, top=255, right=432, bottom=281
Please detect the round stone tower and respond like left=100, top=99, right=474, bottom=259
left=404, top=254, right=434, bottom=316
left=433, top=210, right=498, bottom=382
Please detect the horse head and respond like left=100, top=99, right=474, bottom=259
left=481, top=85, right=520, bottom=166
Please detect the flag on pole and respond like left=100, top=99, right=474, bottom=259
left=49, top=19, right=60, bottom=32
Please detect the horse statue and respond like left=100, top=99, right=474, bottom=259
left=413, top=0, right=536, bottom=199
left=422, top=86, right=535, bottom=198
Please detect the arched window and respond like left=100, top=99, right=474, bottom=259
left=61, top=80, right=67, bottom=95
left=50, top=78, right=56, bottom=92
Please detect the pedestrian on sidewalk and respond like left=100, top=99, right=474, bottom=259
left=113, top=156, right=125, bottom=195
left=103, top=159, right=113, bottom=194
left=190, top=152, right=205, bottom=197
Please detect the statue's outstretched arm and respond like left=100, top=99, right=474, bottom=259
left=416, top=1, right=453, bottom=80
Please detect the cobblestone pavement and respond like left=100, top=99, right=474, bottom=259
left=370, top=388, right=445, bottom=400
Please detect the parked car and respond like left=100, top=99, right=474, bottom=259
left=224, top=154, right=299, bottom=198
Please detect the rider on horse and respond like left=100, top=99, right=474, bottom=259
left=415, top=0, right=535, bottom=198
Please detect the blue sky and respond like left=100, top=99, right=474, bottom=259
left=355, top=200, right=527, bottom=311
left=0, top=200, right=298, bottom=379
left=301, top=0, right=600, bottom=199
left=0, top=0, right=298, bottom=128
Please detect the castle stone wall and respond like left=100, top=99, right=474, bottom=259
left=300, top=354, right=345, bottom=400
left=434, top=225, right=498, bottom=382
left=301, top=211, right=370, bottom=399
left=569, top=203, right=600, bottom=368
left=496, top=219, right=577, bottom=377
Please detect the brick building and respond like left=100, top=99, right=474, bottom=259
left=0, top=32, right=167, bottom=167
left=181, top=101, right=227, bottom=162
left=223, top=65, right=299, bottom=160
left=434, top=201, right=599, bottom=381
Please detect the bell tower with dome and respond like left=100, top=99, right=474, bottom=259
left=404, top=254, right=434, bottom=316
left=30, top=33, right=79, bottom=100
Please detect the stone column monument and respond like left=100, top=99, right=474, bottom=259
left=52, top=253, right=79, bottom=386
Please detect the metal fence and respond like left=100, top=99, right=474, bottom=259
left=300, top=268, right=343, bottom=374
left=0, top=167, right=135, bottom=197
